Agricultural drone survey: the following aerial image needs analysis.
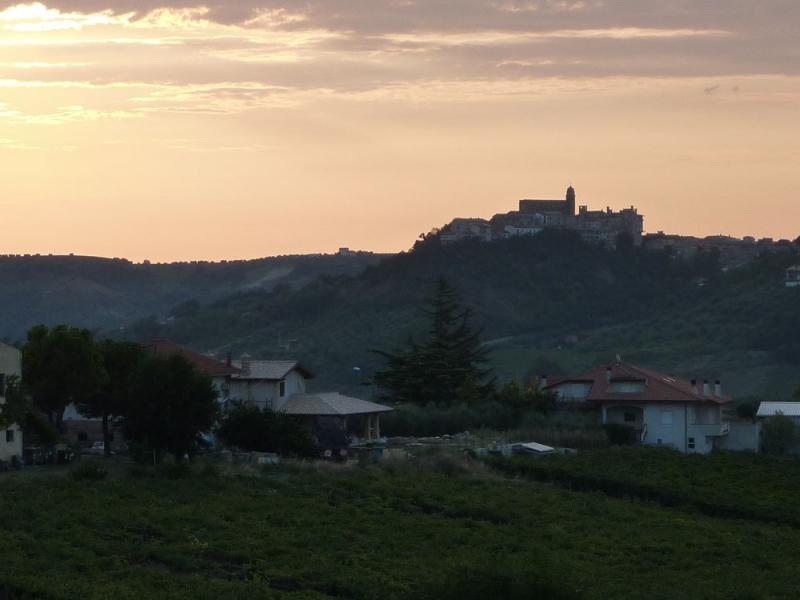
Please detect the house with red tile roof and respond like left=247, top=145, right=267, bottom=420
left=542, top=362, right=732, bottom=454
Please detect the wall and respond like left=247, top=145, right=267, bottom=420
left=642, top=403, right=689, bottom=452
left=229, top=369, right=308, bottom=411
left=719, top=422, right=760, bottom=452
left=0, top=342, right=22, bottom=461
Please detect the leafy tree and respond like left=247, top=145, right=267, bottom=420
left=762, top=413, right=797, bottom=455
left=216, top=404, right=315, bottom=457
left=77, top=340, right=145, bottom=456
left=374, top=277, right=494, bottom=405
left=494, top=380, right=558, bottom=417
left=0, top=375, right=29, bottom=430
left=123, top=354, right=219, bottom=463
left=22, top=325, right=103, bottom=430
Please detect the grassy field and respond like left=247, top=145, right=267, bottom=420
left=2, top=453, right=800, bottom=599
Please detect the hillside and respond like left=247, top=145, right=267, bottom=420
left=127, top=232, right=800, bottom=399
left=0, top=253, right=383, bottom=342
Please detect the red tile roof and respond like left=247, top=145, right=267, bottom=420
left=544, top=362, right=732, bottom=404
left=142, top=340, right=241, bottom=377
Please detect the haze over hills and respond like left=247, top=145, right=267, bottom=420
left=0, top=252, right=383, bottom=342
left=126, top=231, right=800, bottom=401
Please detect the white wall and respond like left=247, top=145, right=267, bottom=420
left=643, top=403, right=689, bottom=452
left=228, top=369, right=307, bottom=411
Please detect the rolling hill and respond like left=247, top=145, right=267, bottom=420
left=0, top=252, right=383, bottom=342
left=127, top=232, right=800, bottom=400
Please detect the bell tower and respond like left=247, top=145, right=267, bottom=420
left=566, top=186, right=576, bottom=216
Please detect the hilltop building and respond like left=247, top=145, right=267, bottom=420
left=441, top=186, right=643, bottom=247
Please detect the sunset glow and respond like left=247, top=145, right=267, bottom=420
left=0, top=1, right=797, bottom=261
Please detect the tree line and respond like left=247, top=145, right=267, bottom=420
left=7, top=326, right=218, bottom=463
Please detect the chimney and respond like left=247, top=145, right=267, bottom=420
left=540, top=375, right=548, bottom=389
left=606, top=367, right=612, bottom=383
left=691, top=379, right=698, bottom=395
left=703, top=379, right=710, bottom=397
left=715, top=380, right=722, bottom=397
left=226, top=351, right=232, bottom=368
left=241, top=353, right=251, bottom=376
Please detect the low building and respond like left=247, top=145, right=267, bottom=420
left=440, top=218, right=492, bottom=244
left=786, top=266, right=800, bottom=288
left=543, top=362, right=732, bottom=454
left=0, top=342, right=23, bottom=462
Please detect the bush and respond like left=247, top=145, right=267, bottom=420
left=158, top=462, right=192, bottom=480
left=217, top=405, right=316, bottom=457
left=762, top=413, right=797, bottom=455
left=70, top=462, right=107, bottom=481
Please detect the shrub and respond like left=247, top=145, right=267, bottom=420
left=762, top=413, right=797, bottom=455
left=158, top=461, right=192, bottom=480
left=70, top=462, right=107, bottom=481
left=217, top=405, right=316, bottom=457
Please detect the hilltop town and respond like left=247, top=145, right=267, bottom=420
left=440, top=186, right=797, bottom=269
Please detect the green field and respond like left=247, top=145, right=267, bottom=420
left=2, top=452, right=800, bottom=599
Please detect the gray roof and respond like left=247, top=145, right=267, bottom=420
left=231, top=360, right=313, bottom=381
left=281, top=392, right=393, bottom=416
left=757, top=402, right=800, bottom=417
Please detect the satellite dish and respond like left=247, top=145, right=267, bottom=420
left=616, top=354, right=623, bottom=363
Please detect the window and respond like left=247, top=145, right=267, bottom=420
left=624, top=411, right=636, bottom=423
left=0, top=373, right=5, bottom=396
left=660, top=410, right=674, bottom=425
left=688, top=437, right=696, bottom=450
left=279, top=380, right=286, bottom=397
left=5, top=429, right=14, bottom=443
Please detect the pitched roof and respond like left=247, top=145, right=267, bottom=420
left=757, top=402, right=800, bottom=417
left=142, top=340, right=240, bottom=377
left=230, top=359, right=314, bottom=380
left=281, top=392, right=393, bottom=416
left=544, top=362, right=732, bottom=404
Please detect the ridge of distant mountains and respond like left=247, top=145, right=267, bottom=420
left=0, top=252, right=384, bottom=342
left=124, top=231, right=800, bottom=400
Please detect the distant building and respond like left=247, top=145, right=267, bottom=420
left=440, top=218, right=492, bottom=244
left=0, top=342, right=23, bottom=463
left=542, top=361, right=732, bottom=454
left=786, top=266, right=800, bottom=287
left=442, top=186, right=643, bottom=247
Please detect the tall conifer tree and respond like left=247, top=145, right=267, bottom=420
left=374, top=277, right=493, bottom=405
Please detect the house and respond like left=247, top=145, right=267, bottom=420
left=542, top=362, right=732, bottom=454
left=0, top=342, right=23, bottom=463
left=786, top=266, right=800, bottom=288
left=145, top=342, right=392, bottom=443
left=228, top=357, right=313, bottom=411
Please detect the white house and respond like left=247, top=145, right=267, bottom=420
left=0, top=342, right=23, bottom=462
left=786, top=266, right=800, bottom=288
left=228, top=357, right=313, bottom=411
left=142, top=342, right=392, bottom=442
left=543, top=362, right=732, bottom=454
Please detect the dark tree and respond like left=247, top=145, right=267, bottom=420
left=123, top=354, right=219, bottom=463
left=0, top=375, right=29, bottom=429
left=77, top=340, right=145, bottom=456
left=374, top=277, right=494, bottom=405
left=22, top=325, right=103, bottom=430
left=761, top=413, right=797, bottom=456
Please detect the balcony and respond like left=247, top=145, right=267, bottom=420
left=690, top=422, right=730, bottom=437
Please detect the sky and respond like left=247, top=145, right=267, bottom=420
left=0, top=0, right=797, bottom=261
